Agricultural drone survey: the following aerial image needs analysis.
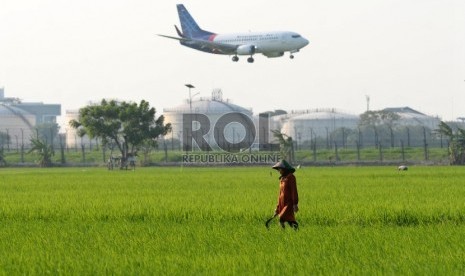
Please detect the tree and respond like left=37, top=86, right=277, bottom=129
left=35, top=122, right=60, bottom=148
left=139, top=139, right=158, bottom=165
left=272, top=129, right=294, bottom=162
left=0, top=147, right=5, bottom=166
left=28, top=137, right=54, bottom=167
left=359, top=110, right=400, bottom=147
left=435, top=121, right=465, bottom=165
left=69, top=99, right=171, bottom=167
left=359, top=110, right=400, bottom=127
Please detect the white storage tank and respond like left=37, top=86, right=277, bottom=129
left=163, top=90, right=254, bottom=150
left=281, top=108, right=359, bottom=142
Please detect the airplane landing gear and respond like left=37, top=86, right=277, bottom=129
left=232, top=56, right=239, bottom=62
left=247, top=56, right=254, bottom=63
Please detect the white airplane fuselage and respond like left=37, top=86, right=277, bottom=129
left=159, top=4, right=309, bottom=62
left=212, top=31, right=308, bottom=57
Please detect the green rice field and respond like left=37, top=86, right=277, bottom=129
left=1, top=166, right=465, bottom=274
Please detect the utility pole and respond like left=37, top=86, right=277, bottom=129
left=185, top=84, right=195, bottom=113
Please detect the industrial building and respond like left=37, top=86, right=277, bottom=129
left=382, top=107, right=441, bottom=129
left=280, top=108, right=359, bottom=143
left=62, top=110, right=95, bottom=149
left=1, top=86, right=444, bottom=151
left=163, top=90, right=257, bottom=151
left=162, top=86, right=443, bottom=151
left=0, top=87, right=61, bottom=148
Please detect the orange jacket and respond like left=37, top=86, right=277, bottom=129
left=276, top=173, right=299, bottom=221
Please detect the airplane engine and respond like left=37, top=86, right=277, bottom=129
left=263, top=52, right=284, bottom=58
left=236, top=45, right=256, bottom=55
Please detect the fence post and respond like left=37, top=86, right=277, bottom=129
left=423, top=127, right=428, bottom=161
left=6, top=129, right=10, bottom=152
left=60, top=143, right=66, bottom=164
left=379, top=144, right=383, bottom=162
left=342, top=128, right=346, bottom=149
left=81, top=144, right=86, bottom=163
left=312, top=141, right=317, bottom=162
left=401, top=140, right=405, bottom=162
left=407, top=127, right=411, bottom=147
left=21, top=144, right=24, bottom=163
left=60, top=135, right=65, bottom=164
left=164, top=141, right=168, bottom=162
left=334, top=142, right=339, bottom=161
left=325, top=127, right=330, bottom=149
left=389, top=126, right=394, bottom=148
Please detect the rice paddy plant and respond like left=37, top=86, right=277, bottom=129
left=1, top=166, right=465, bottom=274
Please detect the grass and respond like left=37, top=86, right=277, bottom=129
left=1, top=166, right=465, bottom=274
left=1, top=145, right=451, bottom=166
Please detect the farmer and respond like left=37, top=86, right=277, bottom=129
left=272, top=160, right=299, bottom=229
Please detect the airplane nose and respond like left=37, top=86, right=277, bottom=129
left=302, top=38, right=309, bottom=47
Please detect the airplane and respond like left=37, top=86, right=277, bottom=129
left=158, top=4, right=309, bottom=63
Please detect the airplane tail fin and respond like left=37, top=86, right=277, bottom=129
left=176, top=4, right=215, bottom=38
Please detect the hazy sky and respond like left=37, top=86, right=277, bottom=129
left=1, top=0, right=464, bottom=127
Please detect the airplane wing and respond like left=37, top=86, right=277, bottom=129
left=158, top=34, right=238, bottom=55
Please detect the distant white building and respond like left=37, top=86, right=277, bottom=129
left=280, top=109, right=359, bottom=142
left=0, top=87, right=61, bottom=148
left=0, top=104, right=36, bottom=147
left=163, top=90, right=258, bottom=151
left=63, top=110, right=95, bottom=149
left=383, top=107, right=441, bottom=129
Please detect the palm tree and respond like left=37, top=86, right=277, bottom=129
left=28, top=137, right=54, bottom=167
left=435, top=121, right=465, bottom=165
left=271, top=130, right=294, bottom=162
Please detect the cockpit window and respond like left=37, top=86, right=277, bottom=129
left=292, top=35, right=301, bottom=38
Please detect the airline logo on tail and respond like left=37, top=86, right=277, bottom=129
left=177, top=5, right=214, bottom=38
left=158, top=4, right=309, bottom=63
